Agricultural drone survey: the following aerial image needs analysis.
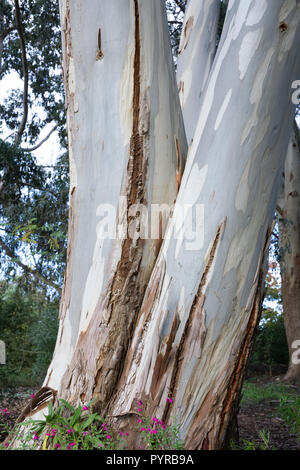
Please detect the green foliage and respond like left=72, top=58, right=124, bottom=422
left=1, top=398, right=184, bottom=450
left=0, top=280, right=58, bottom=388
left=278, top=395, right=300, bottom=439
left=241, top=381, right=290, bottom=406
left=165, top=1, right=187, bottom=60
left=136, top=415, right=183, bottom=450
left=1, top=1, right=69, bottom=292
left=0, top=0, right=65, bottom=145
left=231, top=430, right=273, bottom=450
left=240, top=380, right=300, bottom=444
left=250, top=309, right=289, bottom=374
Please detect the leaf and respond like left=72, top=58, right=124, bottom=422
left=82, top=413, right=98, bottom=430
left=42, top=435, right=49, bottom=450
left=59, top=398, right=76, bottom=413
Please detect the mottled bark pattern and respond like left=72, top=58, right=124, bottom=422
left=44, top=0, right=187, bottom=409
left=177, top=0, right=221, bottom=145
left=16, top=0, right=300, bottom=451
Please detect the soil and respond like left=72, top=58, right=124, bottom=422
left=0, top=380, right=300, bottom=450
left=237, top=401, right=300, bottom=450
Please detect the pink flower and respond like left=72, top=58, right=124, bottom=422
left=151, top=429, right=158, bottom=434
left=152, top=417, right=159, bottom=423
left=33, top=434, right=38, bottom=441
left=82, top=431, right=88, bottom=436
left=138, top=407, right=142, bottom=412
left=2, top=408, right=9, bottom=415
left=4, top=442, right=9, bottom=448
left=106, top=435, right=112, bottom=439
left=30, top=394, right=35, bottom=399
left=137, top=418, right=142, bottom=423
left=54, top=443, right=61, bottom=449
left=140, top=427, right=146, bottom=432
left=83, top=405, right=88, bottom=411
left=67, top=429, right=73, bottom=434
left=120, top=431, right=123, bottom=436
left=101, top=423, right=107, bottom=431
left=125, top=432, right=129, bottom=436
left=167, top=397, right=173, bottom=404
left=66, top=442, right=76, bottom=449
left=138, top=400, right=143, bottom=405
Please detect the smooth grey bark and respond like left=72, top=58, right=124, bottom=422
left=278, top=132, right=300, bottom=383
left=176, top=0, right=221, bottom=145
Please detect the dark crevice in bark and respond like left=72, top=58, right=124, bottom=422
left=91, top=0, right=149, bottom=413
left=163, top=219, right=226, bottom=424
left=217, top=225, right=274, bottom=449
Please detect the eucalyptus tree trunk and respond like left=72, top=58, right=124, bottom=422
left=17, top=0, right=300, bottom=451
left=103, top=1, right=299, bottom=449
left=44, top=0, right=187, bottom=401
left=177, top=0, right=221, bottom=145
left=278, top=132, right=300, bottom=384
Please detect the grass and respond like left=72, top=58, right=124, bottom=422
left=240, top=379, right=300, bottom=442
left=231, top=429, right=274, bottom=450
left=241, top=380, right=293, bottom=406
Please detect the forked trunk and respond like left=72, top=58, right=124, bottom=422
left=16, top=0, right=300, bottom=451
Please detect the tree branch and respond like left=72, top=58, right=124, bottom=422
left=0, top=235, right=62, bottom=294
left=14, top=0, right=29, bottom=145
left=21, top=125, right=58, bottom=152
left=173, top=0, right=186, bottom=13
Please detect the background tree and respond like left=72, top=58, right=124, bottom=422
left=277, top=124, right=300, bottom=383
left=0, top=0, right=68, bottom=294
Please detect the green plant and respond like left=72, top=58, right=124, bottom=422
left=231, top=430, right=273, bottom=450
left=241, top=381, right=290, bottom=406
left=135, top=400, right=183, bottom=450
left=1, top=397, right=184, bottom=450
left=0, top=281, right=59, bottom=389
left=278, top=395, right=300, bottom=439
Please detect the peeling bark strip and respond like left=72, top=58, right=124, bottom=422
left=100, top=0, right=300, bottom=450
left=43, top=0, right=186, bottom=412
left=216, top=225, right=274, bottom=449
left=165, top=218, right=226, bottom=422
left=92, top=0, right=148, bottom=410
left=16, top=387, right=57, bottom=424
